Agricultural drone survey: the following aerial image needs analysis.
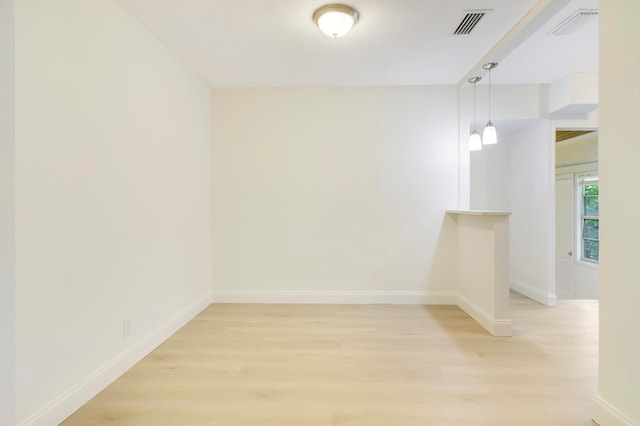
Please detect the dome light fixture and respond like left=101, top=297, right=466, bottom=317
left=313, top=4, right=359, bottom=38
left=468, top=76, right=483, bottom=152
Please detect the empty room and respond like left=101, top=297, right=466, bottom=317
left=1, top=0, right=639, bottom=425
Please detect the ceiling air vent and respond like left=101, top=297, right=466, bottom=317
left=548, top=9, right=598, bottom=36
left=453, top=9, right=491, bottom=35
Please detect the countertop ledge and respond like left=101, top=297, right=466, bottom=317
left=446, top=210, right=512, bottom=216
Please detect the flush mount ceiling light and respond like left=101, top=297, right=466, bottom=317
left=313, top=4, right=359, bottom=38
left=468, top=76, right=482, bottom=152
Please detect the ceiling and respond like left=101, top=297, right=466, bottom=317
left=114, top=0, right=598, bottom=87
left=497, top=0, right=598, bottom=84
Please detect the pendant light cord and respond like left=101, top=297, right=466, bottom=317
left=482, top=62, right=498, bottom=123
left=473, top=80, right=477, bottom=130
left=468, top=76, right=482, bottom=134
left=488, top=68, right=491, bottom=121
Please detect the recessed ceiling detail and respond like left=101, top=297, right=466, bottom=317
left=547, top=9, right=598, bottom=36
left=556, top=130, right=595, bottom=143
left=453, top=9, right=492, bottom=35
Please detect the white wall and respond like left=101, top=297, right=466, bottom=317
left=470, top=141, right=510, bottom=211
left=15, top=0, right=212, bottom=424
left=452, top=212, right=511, bottom=336
left=211, top=87, right=459, bottom=302
left=466, top=84, right=545, bottom=212
left=593, top=0, right=640, bottom=424
left=0, top=0, right=15, bottom=424
left=471, top=115, right=557, bottom=306
left=573, top=265, right=598, bottom=299
left=507, top=121, right=556, bottom=305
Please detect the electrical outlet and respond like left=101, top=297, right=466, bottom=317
left=122, top=319, right=132, bottom=338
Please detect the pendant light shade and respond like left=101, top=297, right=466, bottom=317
left=468, top=76, right=482, bottom=151
left=313, top=4, right=359, bottom=38
left=469, top=131, right=482, bottom=151
left=483, top=121, right=497, bottom=145
left=482, top=62, right=498, bottom=145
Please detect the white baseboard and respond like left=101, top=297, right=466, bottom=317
left=510, top=278, right=557, bottom=307
left=592, top=395, right=636, bottom=426
left=456, top=293, right=512, bottom=337
left=212, top=290, right=458, bottom=305
left=21, top=292, right=213, bottom=426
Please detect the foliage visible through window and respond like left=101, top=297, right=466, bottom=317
left=581, top=182, right=599, bottom=262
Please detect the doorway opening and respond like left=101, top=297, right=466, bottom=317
left=555, top=129, right=599, bottom=299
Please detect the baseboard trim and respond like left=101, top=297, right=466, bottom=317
left=510, top=278, right=557, bottom=307
left=212, top=290, right=458, bottom=305
left=21, top=292, right=213, bottom=426
left=592, top=395, right=635, bottom=426
left=456, top=293, right=512, bottom=336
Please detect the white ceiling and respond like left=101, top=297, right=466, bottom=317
left=496, top=0, right=598, bottom=84
left=114, top=0, right=598, bottom=87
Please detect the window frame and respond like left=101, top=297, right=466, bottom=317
left=575, top=173, right=599, bottom=267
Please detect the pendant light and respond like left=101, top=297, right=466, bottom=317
left=468, top=76, right=482, bottom=151
left=482, top=62, right=498, bottom=145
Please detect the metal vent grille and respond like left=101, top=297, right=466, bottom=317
left=548, top=9, right=598, bottom=36
left=453, top=10, right=490, bottom=35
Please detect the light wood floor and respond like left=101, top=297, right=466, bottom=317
left=63, top=292, right=598, bottom=425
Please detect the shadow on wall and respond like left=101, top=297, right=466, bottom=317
left=425, top=213, right=458, bottom=296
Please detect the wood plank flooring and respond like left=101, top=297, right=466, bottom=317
left=62, top=292, right=598, bottom=425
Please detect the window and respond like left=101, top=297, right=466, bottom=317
left=577, top=175, right=599, bottom=263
